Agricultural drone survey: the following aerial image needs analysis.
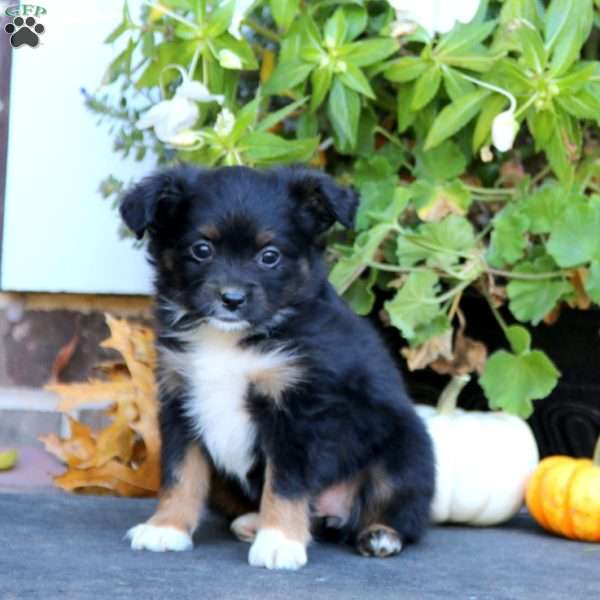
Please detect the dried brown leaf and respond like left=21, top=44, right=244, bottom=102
left=43, top=315, right=160, bottom=497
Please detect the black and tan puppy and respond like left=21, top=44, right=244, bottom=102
left=121, top=165, right=434, bottom=570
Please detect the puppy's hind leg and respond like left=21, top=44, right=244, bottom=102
left=356, top=417, right=435, bottom=558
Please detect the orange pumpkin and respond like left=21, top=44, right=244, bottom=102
left=526, top=437, right=600, bottom=542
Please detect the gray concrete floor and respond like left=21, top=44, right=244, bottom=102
left=0, top=492, right=597, bottom=600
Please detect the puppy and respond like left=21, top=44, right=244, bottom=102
left=120, top=165, right=434, bottom=570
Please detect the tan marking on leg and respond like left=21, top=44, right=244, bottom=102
left=248, top=463, right=310, bottom=569
left=360, top=462, right=395, bottom=528
left=149, top=445, right=210, bottom=535
left=258, top=464, right=310, bottom=544
left=314, top=475, right=363, bottom=526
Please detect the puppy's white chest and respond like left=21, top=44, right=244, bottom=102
left=182, top=327, right=301, bottom=484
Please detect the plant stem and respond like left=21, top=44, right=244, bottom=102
left=144, top=0, right=199, bottom=30
left=458, top=73, right=517, bottom=112
left=594, top=436, right=600, bottom=466
left=487, top=267, right=566, bottom=281
left=437, top=374, right=471, bottom=415
left=243, top=18, right=281, bottom=43
left=482, top=287, right=509, bottom=336
left=465, top=185, right=515, bottom=196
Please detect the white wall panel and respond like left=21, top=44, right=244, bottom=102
left=1, top=0, right=153, bottom=294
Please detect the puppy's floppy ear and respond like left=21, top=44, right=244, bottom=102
left=283, top=168, right=359, bottom=235
left=120, top=166, right=195, bottom=239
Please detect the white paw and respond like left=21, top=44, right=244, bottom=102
left=126, top=523, right=193, bottom=552
left=231, top=512, right=259, bottom=543
left=248, top=528, right=307, bottom=570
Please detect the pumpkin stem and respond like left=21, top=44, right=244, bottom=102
left=437, top=374, right=470, bottom=416
left=594, top=436, right=600, bottom=466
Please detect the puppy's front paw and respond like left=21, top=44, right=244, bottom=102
left=248, top=528, right=307, bottom=570
left=126, top=523, right=193, bottom=552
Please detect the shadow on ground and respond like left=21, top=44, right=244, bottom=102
left=0, top=492, right=596, bottom=600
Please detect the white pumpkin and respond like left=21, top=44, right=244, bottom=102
left=416, top=381, right=539, bottom=526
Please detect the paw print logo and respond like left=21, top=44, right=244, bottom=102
left=5, top=16, right=45, bottom=48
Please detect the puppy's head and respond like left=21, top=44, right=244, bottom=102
left=120, top=165, right=358, bottom=332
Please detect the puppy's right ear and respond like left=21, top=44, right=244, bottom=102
left=119, top=167, right=192, bottom=239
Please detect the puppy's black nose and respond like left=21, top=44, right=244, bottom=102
left=221, top=289, right=246, bottom=310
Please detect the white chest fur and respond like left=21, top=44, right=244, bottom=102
left=172, top=326, right=302, bottom=484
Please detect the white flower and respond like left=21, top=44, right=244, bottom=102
left=214, top=108, right=236, bottom=137
left=389, top=0, right=480, bottom=36
left=168, top=130, right=205, bottom=148
left=491, top=110, right=519, bottom=152
left=137, top=77, right=224, bottom=144
left=229, top=0, right=255, bottom=39
left=218, top=49, right=243, bottom=70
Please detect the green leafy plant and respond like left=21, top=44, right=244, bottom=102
left=93, top=0, right=600, bottom=418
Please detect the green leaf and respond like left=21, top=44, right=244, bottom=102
left=263, top=60, right=313, bottom=94
left=270, top=0, right=299, bottom=30
left=411, top=66, right=441, bottom=110
left=206, top=0, right=235, bottom=37
left=547, top=198, right=600, bottom=267
left=413, top=179, right=472, bottom=222
left=507, top=257, right=571, bottom=325
left=436, top=20, right=497, bottom=56
left=338, top=63, right=375, bottom=98
left=438, top=51, right=504, bottom=72
left=546, top=0, right=593, bottom=76
left=339, top=38, right=399, bottom=67
left=327, top=78, right=360, bottom=150
left=242, top=133, right=318, bottom=165
left=505, top=325, right=531, bottom=355
left=513, top=19, right=546, bottom=73
left=383, top=57, right=427, bottom=83
left=544, top=111, right=577, bottom=184
left=384, top=272, right=441, bottom=340
left=442, top=67, right=476, bottom=101
left=480, top=348, right=560, bottom=418
left=256, top=97, right=308, bottom=132
left=342, top=4, right=367, bottom=42
left=353, top=156, right=398, bottom=229
left=105, top=20, right=129, bottom=44
left=556, top=89, right=600, bottom=120
left=472, top=94, right=507, bottom=151
left=554, top=63, right=597, bottom=94
left=527, top=109, right=555, bottom=150
left=343, top=269, right=377, bottom=315
left=424, top=90, right=488, bottom=150
left=397, top=84, right=416, bottom=133
left=398, top=215, right=476, bottom=269
left=329, top=223, right=393, bottom=292
left=487, top=204, right=530, bottom=267
left=415, top=141, right=467, bottom=182
left=210, top=35, right=258, bottom=69
left=522, top=185, right=569, bottom=233
left=310, top=66, right=333, bottom=111
left=324, top=8, right=347, bottom=49
left=102, top=38, right=137, bottom=85
left=411, top=315, right=452, bottom=346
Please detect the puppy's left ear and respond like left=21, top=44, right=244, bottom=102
left=283, top=168, right=359, bottom=235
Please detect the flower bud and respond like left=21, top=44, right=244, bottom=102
left=492, top=110, right=519, bottom=152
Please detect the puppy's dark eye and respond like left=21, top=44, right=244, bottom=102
left=258, top=246, right=281, bottom=268
left=190, top=241, right=214, bottom=261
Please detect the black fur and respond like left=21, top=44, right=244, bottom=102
left=121, top=164, right=434, bottom=550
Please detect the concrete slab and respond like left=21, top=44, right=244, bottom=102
left=0, top=492, right=596, bottom=600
